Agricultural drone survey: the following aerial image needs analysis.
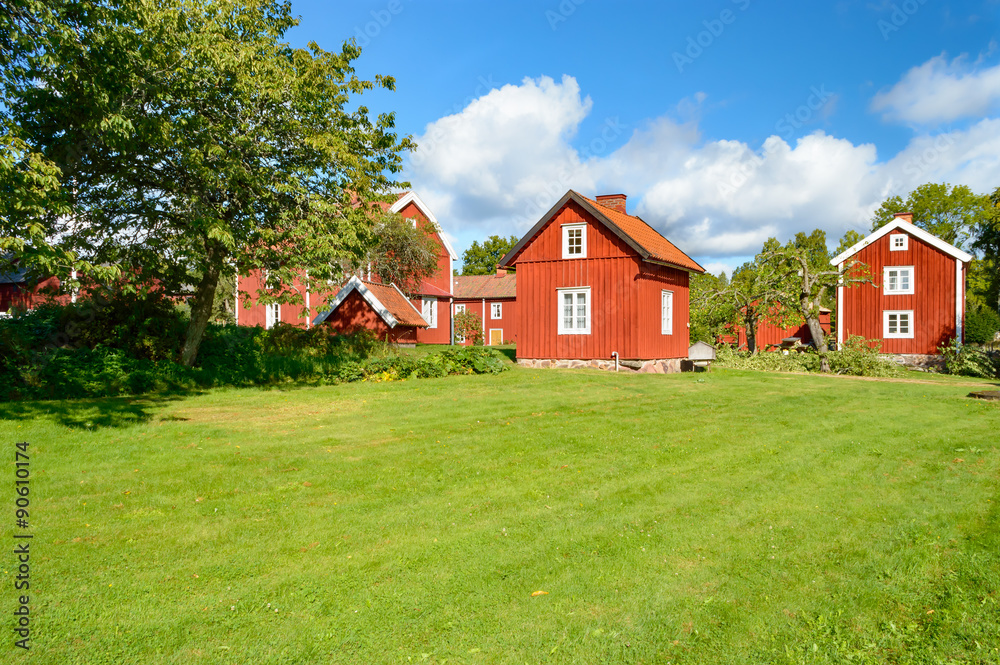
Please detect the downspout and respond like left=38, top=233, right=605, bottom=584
left=611, top=351, right=619, bottom=372
left=837, top=261, right=844, bottom=347
left=482, top=298, right=486, bottom=345
left=450, top=297, right=455, bottom=345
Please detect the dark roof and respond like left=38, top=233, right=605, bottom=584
left=453, top=273, right=517, bottom=299
left=501, top=190, right=704, bottom=273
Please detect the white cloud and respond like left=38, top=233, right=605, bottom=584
left=871, top=53, right=1000, bottom=125
left=409, top=75, right=1000, bottom=266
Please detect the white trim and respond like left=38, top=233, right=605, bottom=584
left=454, top=303, right=466, bottom=314
left=421, top=296, right=438, bottom=329
left=661, top=290, right=674, bottom=335
left=831, top=219, right=973, bottom=265
left=557, top=287, right=591, bottom=335
left=265, top=303, right=281, bottom=330
left=837, top=261, right=844, bottom=346
left=883, top=310, right=914, bottom=339
left=889, top=234, right=908, bottom=251
left=883, top=265, right=914, bottom=295
left=389, top=191, right=459, bottom=262
left=311, top=275, right=420, bottom=328
left=562, top=223, right=587, bottom=259
left=956, top=258, right=963, bottom=344
left=491, top=302, right=502, bottom=319
left=488, top=328, right=503, bottom=346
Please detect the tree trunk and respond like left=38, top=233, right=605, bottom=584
left=746, top=317, right=759, bottom=354
left=180, top=251, right=223, bottom=367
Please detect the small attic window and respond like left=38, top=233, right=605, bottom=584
left=890, top=234, right=908, bottom=251
left=562, top=223, right=586, bottom=259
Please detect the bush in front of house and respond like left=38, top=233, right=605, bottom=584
left=938, top=338, right=1000, bottom=378
left=965, top=306, right=1000, bottom=345
left=715, top=336, right=903, bottom=378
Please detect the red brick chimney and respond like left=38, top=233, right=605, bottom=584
left=894, top=211, right=913, bottom=223
left=495, top=264, right=507, bottom=277
left=596, top=194, right=627, bottom=214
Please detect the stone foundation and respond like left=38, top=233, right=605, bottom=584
left=882, top=353, right=946, bottom=371
left=517, top=358, right=684, bottom=374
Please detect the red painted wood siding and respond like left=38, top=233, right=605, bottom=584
left=839, top=231, right=963, bottom=354
left=453, top=298, right=518, bottom=345
left=0, top=276, right=69, bottom=312
left=394, top=201, right=453, bottom=344
left=721, top=310, right=832, bottom=349
left=320, top=290, right=417, bottom=344
left=513, top=201, right=690, bottom=360
left=237, top=271, right=313, bottom=328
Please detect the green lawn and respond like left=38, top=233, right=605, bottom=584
left=2, top=367, right=999, bottom=664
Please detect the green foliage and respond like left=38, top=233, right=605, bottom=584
left=462, top=235, right=520, bottom=275
left=938, top=338, right=1000, bottom=378
left=67, top=289, right=188, bottom=362
left=3, top=0, right=414, bottom=366
left=871, top=183, right=989, bottom=249
left=965, top=306, right=1000, bottom=345
left=715, top=336, right=903, bottom=377
left=689, top=271, right=731, bottom=343
left=453, top=309, right=484, bottom=345
left=834, top=229, right=865, bottom=257
left=336, top=346, right=508, bottom=384
left=366, top=212, right=441, bottom=295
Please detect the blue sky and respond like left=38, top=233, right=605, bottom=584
left=287, top=1, right=1000, bottom=274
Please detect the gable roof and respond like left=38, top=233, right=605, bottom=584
left=453, top=273, right=517, bottom=299
left=500, top=190, right=704, bottom=273
left=830, top=218, right=974, bottom=265
left=389, top=191, right=460, bottom=262
left=312, top=276, right=428, bottom=328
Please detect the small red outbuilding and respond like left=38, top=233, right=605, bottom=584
left=312, top=276, right=428, bottom=345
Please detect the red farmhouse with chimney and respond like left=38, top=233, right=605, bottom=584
left=501, top=191, right=704, bottom=368
left=452, top=267, right=518, bottom=346
left=830, top=212, right=972, bottom=355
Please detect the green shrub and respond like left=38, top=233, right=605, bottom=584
left=715, top=336, right=903, bottom=378
left=938, top=338, right=1000, bottom=378
left=827, top=336, right=903, bottom=377
left=965, top=306, right=1000, bottom=345
left=65, top=288, right=187, bottom=361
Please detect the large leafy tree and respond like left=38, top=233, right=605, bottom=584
left=763, top=230, right=873, bottom=373
left=365, top=211, right=440, bottom=296
left=3, top=0, right=413, bottom=365
left=870, top=183, right=988, bottom=249
left=462, top=235, right=519, bottom=275
left=971, top=186, right=1000, bottom=311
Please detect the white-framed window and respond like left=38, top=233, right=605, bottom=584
left=884, top=266, right=914, bottom=295
left=562, top=223, right=587, bottom=259
left=890, top=234, right=908, bottom=251
left=265, top=303, right=280, bottom=329
left=557, top=287, right=591, bottom=335
left=661, top=290, right=674, bottom=335
left=884, top=310, right=914, bottom=339
left=453, top=303, right=466, bottom=343
left=422, top=297, right=437, bottom=329
left=491, top=302, right=502, bottom=319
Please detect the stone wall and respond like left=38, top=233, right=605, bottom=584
left=883, top=353, right=946, bottom=371
left=517, top=358, right=684, bottom=374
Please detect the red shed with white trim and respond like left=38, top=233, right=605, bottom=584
left=830, top=213, right=972, bottom=355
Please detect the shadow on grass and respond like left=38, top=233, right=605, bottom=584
left=495, top=347, right=517, bottom=363
left=0, top=390, right=202, bottom=430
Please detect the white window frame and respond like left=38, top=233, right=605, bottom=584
left=453, top=304, right=466, bottom=343
left=890, top=234, right=908, bottom=251
left=562, top=223, right=587, bottom=259
left=661, top=290, right=674, bottom=335
left=884, top=310, right=914, bottom=339
left=265, top=303, right=280, bottom=330
left=422, top=297, right=437, bottom=329
left=883, top=266, right=914, bottom=295
left=491, top=302, right=502, bottom=319
left=557, top=287, right=591, bottom=335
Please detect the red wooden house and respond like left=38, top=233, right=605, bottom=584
left=237, top=191, right=458, bottom=337
left=311, top=276, right=427, bottom=344
left=500, top=191, right=704, bottom=367
left=718, top=307, right=832, bottom=350
left=0, top=257, right=74, bottom=315
left=830, top=212, right=973, bottom=355
left=452, top=267, right=518, bottom=346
